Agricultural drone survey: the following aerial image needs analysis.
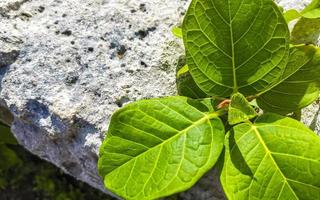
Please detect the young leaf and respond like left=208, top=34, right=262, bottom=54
left=228, top=93, right=257, bottom=125
left=182, top=0, right=290, bottom=97
left=257, top=45, right=320, bottom=114
left=172, top=27, right=183, bottom=39
left=98, top=97, right=225, bottom=200
left=221, top=113, right=320, bottom=200
left=177, top=64, right=189, bottom=78
left=283, top=9, right=301, bottom=22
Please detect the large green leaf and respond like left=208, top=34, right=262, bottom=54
left=182, top=0, right=290, bottom=97
left=98, top=97, right=225, bottom=200
left=228, top=93, right=257, bottom=125
left=257, top=46, right=320, bottom=114
left=220, top=113, right=320, bottom=200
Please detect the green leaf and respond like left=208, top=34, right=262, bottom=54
left=290, top=0, right=320, bottom=44
left=228, top=93, right=257, bottom=125
left=177, top=64, right=189, bottom=78
left=257, top=45, right=320, bottom=114
left=221, top=113, right=320, bottom=200
left=0, top=177, right=7, bottom=189
left=0, top=124, right=17, bottom=145
left=176, top=58, right=208, bottom=99
left=278, top=6, right=284, bottom=13
left=291, top=17, right=320, bottom=45
left=285, top=0, right=320, bottom=22
left=176, top=65, right=208, bottom=99
left=283, top=9, right=301, bottom=22
left=182, top=0, right=290, bottom=97
left=303, top=8, right=320, bottom=19
left=302, top=0, right=320, bottom=15
left=284, top=9, right=320, bottom=24
left=98, top=97, right=225, bottom=200
left=0, top=144, right=21, bottom=170
left=284, top=0, right=320, bottom=39
left=172, top=27, right=183, bottom=39
left=176, top=71, right=209, bottom=99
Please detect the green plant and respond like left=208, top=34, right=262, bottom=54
left=0, top=121, right=116, bottom=200
left=98, top=0, right=320, bottom=199
left=0, top=122, right=21, bottom=189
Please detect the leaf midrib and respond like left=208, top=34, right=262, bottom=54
left=228, top=0, right=237, bottom=92
left=251, top=126, right=299, bottom=200
left=106, top=112, right=218, bottom=176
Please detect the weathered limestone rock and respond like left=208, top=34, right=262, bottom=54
left=0, top=0, right=318, bottom=199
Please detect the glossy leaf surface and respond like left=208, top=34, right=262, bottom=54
left=257, top=46, right=320, bottom=114
left=98, top=97, right=225, bottom=200
left=221, top=113, right=320, bottom=199
left=183, top=0, right=290, bottom=97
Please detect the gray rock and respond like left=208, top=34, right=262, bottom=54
left=0, top=50, right=20, bottom=68
left=275, top=0, right=312, bottom=11
left=0, top=0, right=188, bottom=198
left=0, top=0, right=318, bottom=200
left=302, top=100, right=320, bottom=134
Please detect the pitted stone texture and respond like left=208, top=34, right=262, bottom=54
left=302, top=100, right=320, bottom=134
left=0, top=0, right=187, bottom=197
left=0, top=0, right=319, bottom=199
left=275, top=0, right=312, bottom=11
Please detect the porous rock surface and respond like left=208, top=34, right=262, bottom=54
left=0, top=0, right=318, bottom=199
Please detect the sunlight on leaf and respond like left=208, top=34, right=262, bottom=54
left=183, top=0, right=290, bottom=97
left=283, top=9, right=301, bottom=22
left=221, top=113, right=320, bottom=199
left=98, top=97, right=225, bottom=200
left=172, top=27, right=182, bottom=39
left=257, top=45, right=320, bottom=114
